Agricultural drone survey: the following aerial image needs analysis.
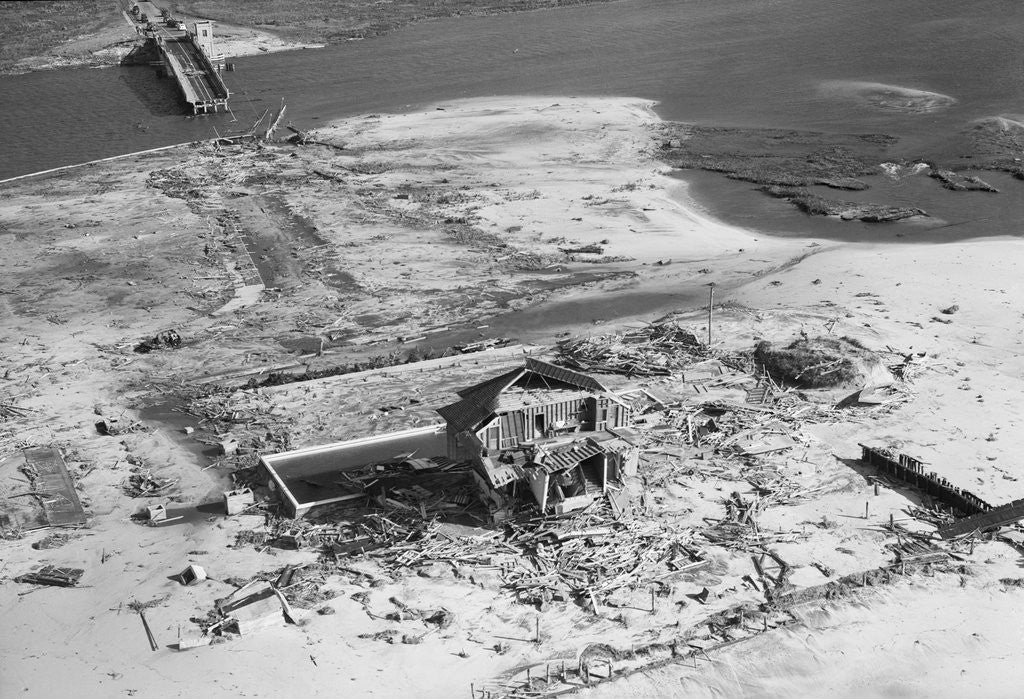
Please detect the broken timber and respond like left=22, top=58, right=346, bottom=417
left=264, top=100, right=287, bottom=141
left=15, top=565, right=85, bottom=587
left=938, top=496, right=1024, bottom=539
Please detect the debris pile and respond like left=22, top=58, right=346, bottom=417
left=888, top=351, right=939, bottom=382
left=557, top=320, right=707, bottom=376
left=638, top=391, right=823, bottom=475
left=350, top=464, right=476, bottom=514
left=272, top=565, right=334, bottom=609
left=237, top=502, right=709, bottom=611
left=500, top=514, right=705, bottom=607
left=31, top=531, right=78, bottom=550
left=454, top=338, right=513, bottom=354
left=187, top=391, right=296, bottom=458
left=1, top=401, right=32, bottom=420
left=147, top=154, right=263, bottom=201
left=382, top=597, right=454, bottom=628
left=186, top=581, right=293, bottom=644
left=134, top=329, right=182, bottom=354
left=889, top=529, right=948, bottom=565
left=123, top=469, right=176, bottom=497
left=95, top=416, right=148, bottom=436
left=128, top=595, right=171, bottom=651
left=16, top=565, right=85, bottom=587
left=841, top=382, right=913, bottom=409
left=701, top=498, right=808, bottom=552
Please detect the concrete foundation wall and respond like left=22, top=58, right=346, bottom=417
left=262, top=424, right=448, bottom=517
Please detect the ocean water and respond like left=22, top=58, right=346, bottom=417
left=1, top=0, right=1021, bottom=237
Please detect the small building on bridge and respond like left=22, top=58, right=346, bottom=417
left=191, top=21, right=216, bottom=58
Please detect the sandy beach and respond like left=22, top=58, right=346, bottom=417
left=2, top=94, right=1024, bottom=697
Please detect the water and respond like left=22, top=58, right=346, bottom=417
left=1, top=0, right=1022, bottom=238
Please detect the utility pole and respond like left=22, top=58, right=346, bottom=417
left=707, top=283, right=715, bottom=348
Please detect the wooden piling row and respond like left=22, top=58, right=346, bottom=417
left=859, top=444, right=992, bottom=515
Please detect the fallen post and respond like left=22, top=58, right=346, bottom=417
left=140, top=610, right=159, bottom=651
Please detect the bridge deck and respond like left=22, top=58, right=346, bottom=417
left=130, top=2, right=230, bottom=113
left=161, top=37, right=229, bottom=110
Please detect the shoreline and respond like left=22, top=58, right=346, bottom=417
left=0, top=140, right=204, bottom=186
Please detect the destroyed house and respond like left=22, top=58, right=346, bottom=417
left=437, top=358, right=640, bottom=515
left=438, top=358, right=631, bottom=458
left=259, top=358, right=641, bottom=519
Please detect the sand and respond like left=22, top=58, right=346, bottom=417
left=1, top=94, right=1023, bottom=697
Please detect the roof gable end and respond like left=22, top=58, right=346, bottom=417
left=437, top=360, right=610, bottom=433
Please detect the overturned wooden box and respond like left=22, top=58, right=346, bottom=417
left=223, top=487, right=255, bottom=515
left=178, top=563, right=207, bottom=586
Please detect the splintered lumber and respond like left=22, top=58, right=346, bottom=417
left=286, top=124, right=310, bottom=145
left=256, top=500, right=702, bottom=608
left=264, top=100, right=286, bottom=140
left=1, top=402, right=33, bottom=418
left=123, top=470, right=177, bottom=497
left=557, top=320, right=707, bottom=376
left=231, top=107, right=269, bottom=142
left=893, top=539, right=947, bottom=564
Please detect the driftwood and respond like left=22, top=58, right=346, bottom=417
left=264, top=101, right=287, bottom=141
left=1, top=402, right=33, bottom=419
left=286, top=124, right=310, bottom=145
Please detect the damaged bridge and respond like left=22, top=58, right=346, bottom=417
left=126, top=2, right=231, bottom=114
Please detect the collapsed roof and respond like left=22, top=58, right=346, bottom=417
left=437, top=357, right=614, bottom=434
